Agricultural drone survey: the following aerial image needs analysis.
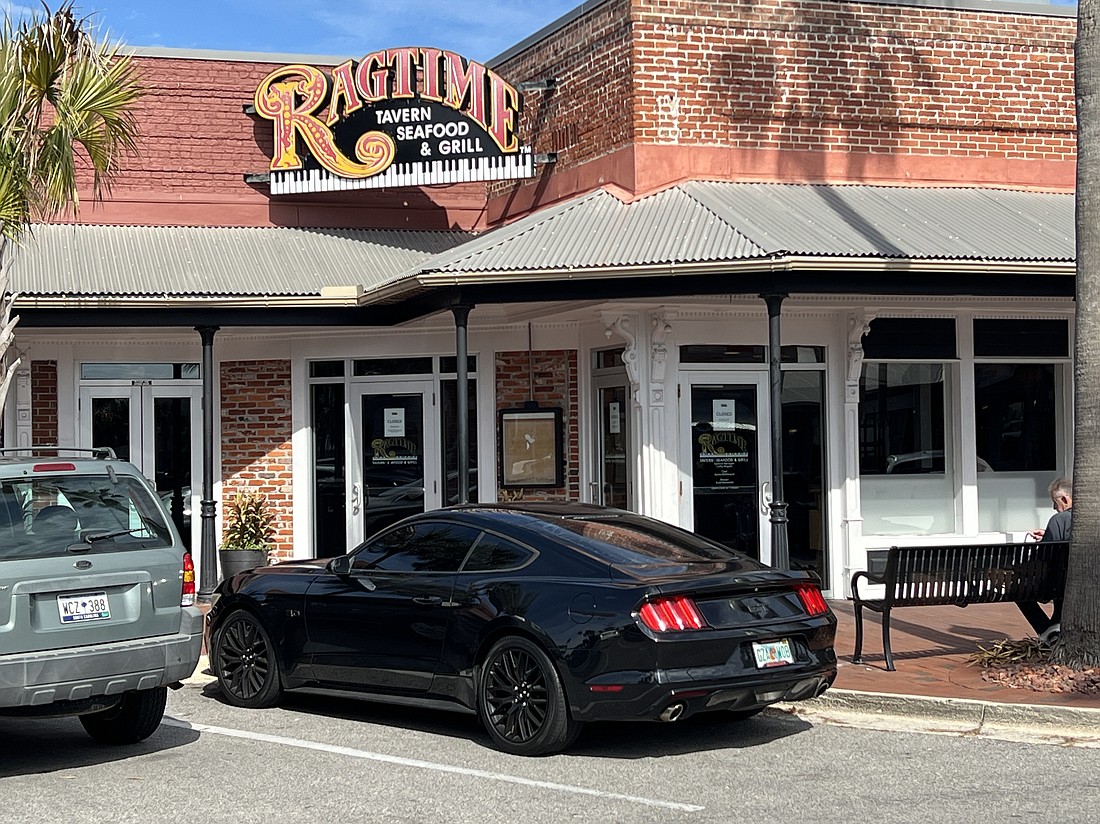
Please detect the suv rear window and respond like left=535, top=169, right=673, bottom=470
left=0, top=474, right=172, bottom=561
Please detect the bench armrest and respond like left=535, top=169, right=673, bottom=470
left=850, top=569, right=884, bottom=600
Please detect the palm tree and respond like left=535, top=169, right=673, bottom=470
left=0, top=2, right=140, bottom=411
left=1058, top=0, right=1100, bottom=668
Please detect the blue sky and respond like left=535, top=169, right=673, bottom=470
left=1, top=1, right=585, bottom=61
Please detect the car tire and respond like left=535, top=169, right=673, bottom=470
left=79, top=687, right=167, bottom=745
left=477, top=636, right=582, bottom=756
left=214, top=610, right=283, bottom=709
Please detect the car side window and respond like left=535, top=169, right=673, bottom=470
left=352, top=521, right=481, bottom=573
left=462, top=531, right=534, bottom=572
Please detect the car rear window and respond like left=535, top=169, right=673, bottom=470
left=540, top=515, right=742, bottom=565
left=0, top=474, right=173, bottom=561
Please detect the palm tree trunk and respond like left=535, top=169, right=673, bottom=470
left=1059, top=0, right=1100, bottom=667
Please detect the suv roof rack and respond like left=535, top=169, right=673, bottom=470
left=0, top=446, right=119, bottom=460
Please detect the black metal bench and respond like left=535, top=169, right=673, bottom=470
left=850, top=541, right=1069, bottom=671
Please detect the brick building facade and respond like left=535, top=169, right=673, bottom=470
left=5, top=0, right=1079, bottom=594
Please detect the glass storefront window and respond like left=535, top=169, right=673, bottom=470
left=859, top=362, right=955, bottom=535
left=782, top=371, right=826, bottom=581
left=80, top=363, right=199, bottom=380
left=976, top=363, right=1065, bottom=533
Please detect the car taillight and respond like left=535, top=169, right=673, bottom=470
left=794, top=582, right=828, bottom=616
left=181, top=551, right=196, bottom=607
left=638, top=595, right=708, bottom=632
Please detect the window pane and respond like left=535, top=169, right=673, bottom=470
left=311, top=383, right=346, bottom=557
left=441, top=379, right=478, bottom=505
left=353, top=358, right=433, bottom=376
left=974, top=365, right=1057, bottom=473
left=353, top=522, right=480, bottom=572
left=81, top=363, right=199, bottom=380
left=976, top=363, right=1063, bottom=533
left=859, top=362, right=955, bottom=535
left=974, top=319, right=1068, bottom=358
left=462, top=533, right=533, bottom=571
left=859, top=363, right=946, bottom=475
left=679, top=345, right=766, bottom=364
left=862, top=318, right=956, bottom=359
left=309, top=360, right=345, bottom=378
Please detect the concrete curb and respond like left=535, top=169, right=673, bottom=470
left=779, top=688, right=1100, bottom=744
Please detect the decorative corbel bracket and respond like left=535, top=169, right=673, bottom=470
left=846, top=312, right=876, bottom=401
left=601, top=311, right=641, bottom=406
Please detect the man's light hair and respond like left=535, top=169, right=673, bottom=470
left=1049, top=476, right=1073, bottom=500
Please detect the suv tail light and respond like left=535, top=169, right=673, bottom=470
left=638, top=595, right=708, bottom=632
left=794, top=582, right=828, bottom=616
left=181, top=551, right=196, bottom=607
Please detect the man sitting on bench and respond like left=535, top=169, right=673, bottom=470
left=1020, top=476, right=1072, bottom=640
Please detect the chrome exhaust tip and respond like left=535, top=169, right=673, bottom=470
left=659, top=703, right=685, bottom=722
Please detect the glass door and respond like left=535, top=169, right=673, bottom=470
left=594, top=381, right=631, bottom=508
left=349, top=381, right=440, bottom=547
left=79, top=383, right=200, bottom=551
left=681, top=373, right=772, bottom=563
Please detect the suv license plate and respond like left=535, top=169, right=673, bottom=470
left=752, top=639, right=794, bottom=669
left=57, top=592, right=111, bottom=624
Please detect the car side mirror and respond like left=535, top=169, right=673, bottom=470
left=329, top=555, right=353, bottom=577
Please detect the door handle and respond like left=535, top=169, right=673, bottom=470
left=413, top=595, right=443, bottom=606
left=761, top=481, right=772, bottom=515
left=351, top=483, right=361, bottom=515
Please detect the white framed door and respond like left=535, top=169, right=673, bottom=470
left=78, top=382, right=201, bottom=552
left=679, top=371, right=773, bottom=563
left=592, top=376, right=632, bottom=508
left=348, top=380, right=441, bottom=548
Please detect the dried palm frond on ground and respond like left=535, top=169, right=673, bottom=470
left=969, top=637, right=1100, bottom=695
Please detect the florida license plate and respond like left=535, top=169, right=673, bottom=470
left=752, top=639, right=794, bottom=668
left=57, top=592, right=111, bottom=623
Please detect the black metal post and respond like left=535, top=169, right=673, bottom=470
left=452, top=305, right=472, bottom=504
left=761, top=293, right=789, bottom=570
left=195, top=325, right=220, bottom=597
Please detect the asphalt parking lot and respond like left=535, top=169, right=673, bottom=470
left=3, top=677, right=1099, bottom=824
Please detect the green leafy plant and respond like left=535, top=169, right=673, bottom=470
left=221, top=492, right=275, bottom=551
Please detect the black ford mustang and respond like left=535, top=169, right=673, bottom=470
left=207, top=503, right=837, bottom=756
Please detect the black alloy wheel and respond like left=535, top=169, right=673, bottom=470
left=478, top=636, right=581, bottom=756
left=214, top=610, right=282, bottom=708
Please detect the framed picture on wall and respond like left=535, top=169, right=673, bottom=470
left=498, top=407, right=563, bottom=488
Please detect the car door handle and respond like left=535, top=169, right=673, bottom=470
left=413, top=595, right=443, bottom=605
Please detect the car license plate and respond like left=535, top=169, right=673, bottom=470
left=752, top=639, right=794, bottom=668
left=57, top=592, right=111, bottom=624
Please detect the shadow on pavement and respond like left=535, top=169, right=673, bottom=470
left=0, top=716, right=200, bottom=777
left=200, top=680, right=812, bottom=758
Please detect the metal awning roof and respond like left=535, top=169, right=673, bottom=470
left=6, top=182, right=1076, bottom=327
left=401, top=182, right=1074, bottom=285
left=4, top=224, right=471, bottom=300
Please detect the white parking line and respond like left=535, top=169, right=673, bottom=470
left=162, top=716, right=704, bottom=813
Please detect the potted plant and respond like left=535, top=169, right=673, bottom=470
left=218, top=491, right=276, bottom=580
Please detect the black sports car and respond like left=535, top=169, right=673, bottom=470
left=206, top=503, right=837, bottom=755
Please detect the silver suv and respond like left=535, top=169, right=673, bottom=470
left=0, top=447, right=202, bottom=744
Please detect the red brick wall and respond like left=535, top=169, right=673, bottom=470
left=30, top=361, right=57, bottom=446
left=492, top=0, right=1076, bottom=217
left=68, top=56, right=489, bottom=230
left=220, top=360, right=293, bottom=559
left=630, top=0, right=1074, bottom=158
left=495, top=350, right=580, bottom=501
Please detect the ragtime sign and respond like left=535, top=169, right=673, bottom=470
left=254, top=48, right=534, bottom=193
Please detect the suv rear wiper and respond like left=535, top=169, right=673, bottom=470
left=82, top=528, right=144, bottom=543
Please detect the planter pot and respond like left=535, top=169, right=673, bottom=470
left=218, top=548, right=268, bottom=580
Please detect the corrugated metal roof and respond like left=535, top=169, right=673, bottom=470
left=412, top=182, right=1074, bottom=278
left=5, top=224, right=471, bottom=298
